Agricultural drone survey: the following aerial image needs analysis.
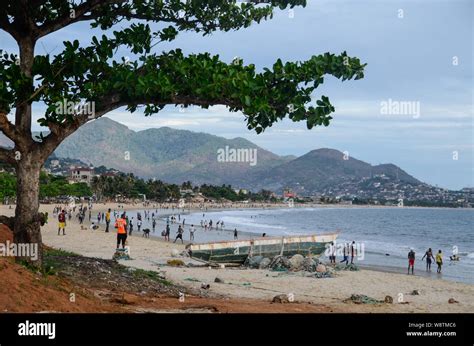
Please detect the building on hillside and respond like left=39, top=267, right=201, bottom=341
left=283, top=188, right=296, bottom=199
left=180, top=189, right=194, bottom=197
left=69, top=166, right=94, bottom=185
left=50, top=159, right=60, bottom=168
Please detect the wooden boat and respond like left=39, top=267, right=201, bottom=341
left=186, top=232, right=338, bottom=264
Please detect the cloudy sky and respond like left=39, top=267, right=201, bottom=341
left=1, top=0, right=473, bottom=189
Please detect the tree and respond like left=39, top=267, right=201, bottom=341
left=0, top=0, right=365, bottom=267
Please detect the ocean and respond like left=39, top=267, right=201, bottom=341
left=126, top=206, right=474, bottom=284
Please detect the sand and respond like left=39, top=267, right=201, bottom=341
left=2, top=203, right=474, bottom=313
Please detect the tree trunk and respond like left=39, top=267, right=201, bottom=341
left=13, top=152, right=43, bottom=267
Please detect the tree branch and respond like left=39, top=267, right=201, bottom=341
left=0, top=112, right=20, bottom=143
left=36, top=0, right=125, bottom=38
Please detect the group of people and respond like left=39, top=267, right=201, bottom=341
left=327, top=241, right=358, bottom=265
left=199, top=218, right=225, bottom=231
left=408, top=248, right=445, bottom=274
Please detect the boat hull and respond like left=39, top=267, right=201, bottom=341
left=188, top=233, right=338, bottom=264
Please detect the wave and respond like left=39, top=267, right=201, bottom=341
left=220, top=216, right=286, bottom=230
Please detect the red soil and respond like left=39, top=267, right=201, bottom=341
left=0, top=225, right=334, bottom=313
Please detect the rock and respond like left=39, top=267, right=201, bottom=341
left=316, top=264, right=327, bottom=273
left=272, top=294, right=290, bottom=304
left=201, top=283, right=210, bottom=290
left=214, top=277, right=225, bottom=283
left=288, top=254, right=305, bottom=270
left=302, top=257, right=317, bottom=272
left=247, top=255, right=264, bottom=268
left=384, top=295, right=393, bottom=304
left=411, top=289, right=420, bottom=295
left=259, top=258, right=271, bottom=269
left=167, top=259, right=185, bottom=267
left=171, top=249, right=180, bottom=257
left=448, top=298, right=459, bottom=304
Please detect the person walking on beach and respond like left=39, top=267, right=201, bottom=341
left=189, top=224, right=195, bottom=242
left=105, top=208, right=111, bottom=232
left=350, top=241, right=357, bottom=264
left=329, top=242, right=336, bottom=264
left=421, top=248, right=434, bottom=271
left=57, top=210, right=66, bottom=235
left=174, top=225, right=184, bottom=244
left=152, top=219, right=156, bottom=233
left=129, top=217, right=134, bottom=235
left=115, top=213, right=127, bottom=249
left=137, top=219, right=142, bottom=233
left=234, top=228, right=238, bottom=240
left=436, top=250, right=443, bottom=273
left=165, top=224, right=170, bottom=242
left=340, top=243, right=349, bottom=265
left=407, top=248, right=415, bottom=275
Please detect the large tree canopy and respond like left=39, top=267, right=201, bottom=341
left=0, top=0, right=365, bottom=266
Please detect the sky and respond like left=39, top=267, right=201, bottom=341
left=1, top=0, right=473, bottom=189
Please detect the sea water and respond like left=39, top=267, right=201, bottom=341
left=177, top=207, right=474, bottom=284
left=122, top=206, right=473, bottom=284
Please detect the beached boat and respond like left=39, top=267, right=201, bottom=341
left=186, top=232, right=338, bottom=264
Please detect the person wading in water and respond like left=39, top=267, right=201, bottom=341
left=421, top=248, right=434, bottom=272
left=408, top=248, right=415, bottom=275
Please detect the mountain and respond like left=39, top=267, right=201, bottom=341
left=1, top=118, right=422, bottom=194
left=53, top=117, right=291, bottom=186
left=250, top=148, right=420, bottom=193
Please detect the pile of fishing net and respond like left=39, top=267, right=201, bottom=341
left=334, top=263, right=360, bottom=271
left=345, top=294, right=383, bottom=305
left=112, top=248, right=130, bottom=260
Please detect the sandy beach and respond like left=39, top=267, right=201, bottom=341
left=2, top=203, right=473, bottom=313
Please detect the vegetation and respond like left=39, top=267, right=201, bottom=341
left=0, top=171, right=91, bottom=200
left=91, top=174, right=275, bottom=202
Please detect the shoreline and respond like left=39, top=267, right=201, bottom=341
left=2, top=202, right=472, bottom=285
left=1, top=203, right=473, bottom=313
